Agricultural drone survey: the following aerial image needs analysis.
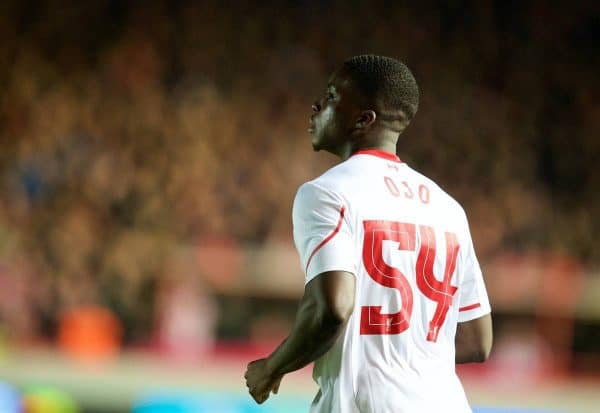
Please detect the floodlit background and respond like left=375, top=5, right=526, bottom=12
left=0, top=1, right=598, bottom=412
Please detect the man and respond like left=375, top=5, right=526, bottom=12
left=245, top=55, right=492, bottom=412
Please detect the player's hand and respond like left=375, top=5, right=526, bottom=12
left=244, top=358, right=283, bottom=404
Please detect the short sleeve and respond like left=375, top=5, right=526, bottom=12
left=457, top=220, right=491, bottom=322
left=292, top=182, right=357, bottom=284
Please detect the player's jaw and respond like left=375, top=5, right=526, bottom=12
left=309, top=104, right=347, bottom=153
left=308, top=110, right=326, bottom=151
left=309, top=69, right=360, bottom=155
left=309, top=116, right=337, bottom=152
left=309, top=118, right=328, bottom=151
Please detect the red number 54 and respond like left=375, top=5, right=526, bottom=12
left=360, top=220, right=459, bottom=342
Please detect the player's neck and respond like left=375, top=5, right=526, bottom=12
left=340, top=132, right=398, bottom=161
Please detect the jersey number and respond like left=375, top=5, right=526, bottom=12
left=360, top=220, right=459, bottom=342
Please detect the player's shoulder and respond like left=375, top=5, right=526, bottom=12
left=293, top=160, right=358, bottom=212
left=406, top=165, right=467, bottom=219
left=298, top=159, right=356, bottom=196
left=294, top=176, right=341, bottom=208
left=319, top=157, right=360, bottom=185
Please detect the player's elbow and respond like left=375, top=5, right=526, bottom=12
left=477, top=319, right=493, bottom=362
left=315, top=271, right=355, bottom=326
left=457, top=337, right=492, bottom=364
left=473, top=340, right=492, bottom=363
left=319, top=296, right=353, bottom=327
left=332, top=300, right=354, bottom=324
left=466, top=330, right=493, bottom=363
left=482, top=338, right=493, bottom=361
left=456, top=314, right=493, bottom=363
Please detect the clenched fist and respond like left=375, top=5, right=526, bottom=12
left=244, top=358, right=283, bottom=404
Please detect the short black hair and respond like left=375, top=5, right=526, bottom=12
left=342, top=55, right=419, bottom=121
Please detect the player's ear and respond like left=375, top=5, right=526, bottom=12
left=355, top=110, right=377, bottom=129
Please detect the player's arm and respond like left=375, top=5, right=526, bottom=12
left=245, top=271, right=355, bottom=403
left=245, top=182, right=356, bottom=404
left=268, top=270, right=355, bottom=373
left=455, top=313, right=493, bottom=363
left=455, top=211, right=493, bottom=364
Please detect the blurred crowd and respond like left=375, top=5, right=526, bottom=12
left=0, top=0, right=597, bottom=349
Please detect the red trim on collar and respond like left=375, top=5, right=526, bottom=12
left=352, top=149, right=402, bottom=163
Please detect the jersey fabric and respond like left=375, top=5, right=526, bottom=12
left=292, top=149, right=491, bottom=413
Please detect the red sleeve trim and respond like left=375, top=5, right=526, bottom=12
left=459, top=303, right=481, bottom=312
left=305, top=206, right=346, bottom=274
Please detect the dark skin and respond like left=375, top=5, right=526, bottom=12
left=244, top=67, right=493, bottom=404
left=455, top=313, right=493, bottom=363
left=245, top=271, right=355, bottom=404
left=308, top=68, right=404, bottom=159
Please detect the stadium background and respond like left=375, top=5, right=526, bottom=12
left=0, top=0, right=598, bottom=412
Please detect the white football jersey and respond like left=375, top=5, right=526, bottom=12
left=292, top=149, right=491, bottom=413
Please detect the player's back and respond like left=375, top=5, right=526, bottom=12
left=294, top=150, right=489, bottom=413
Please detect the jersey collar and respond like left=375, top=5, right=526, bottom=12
left=352, top=149, right=402, bottom=163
